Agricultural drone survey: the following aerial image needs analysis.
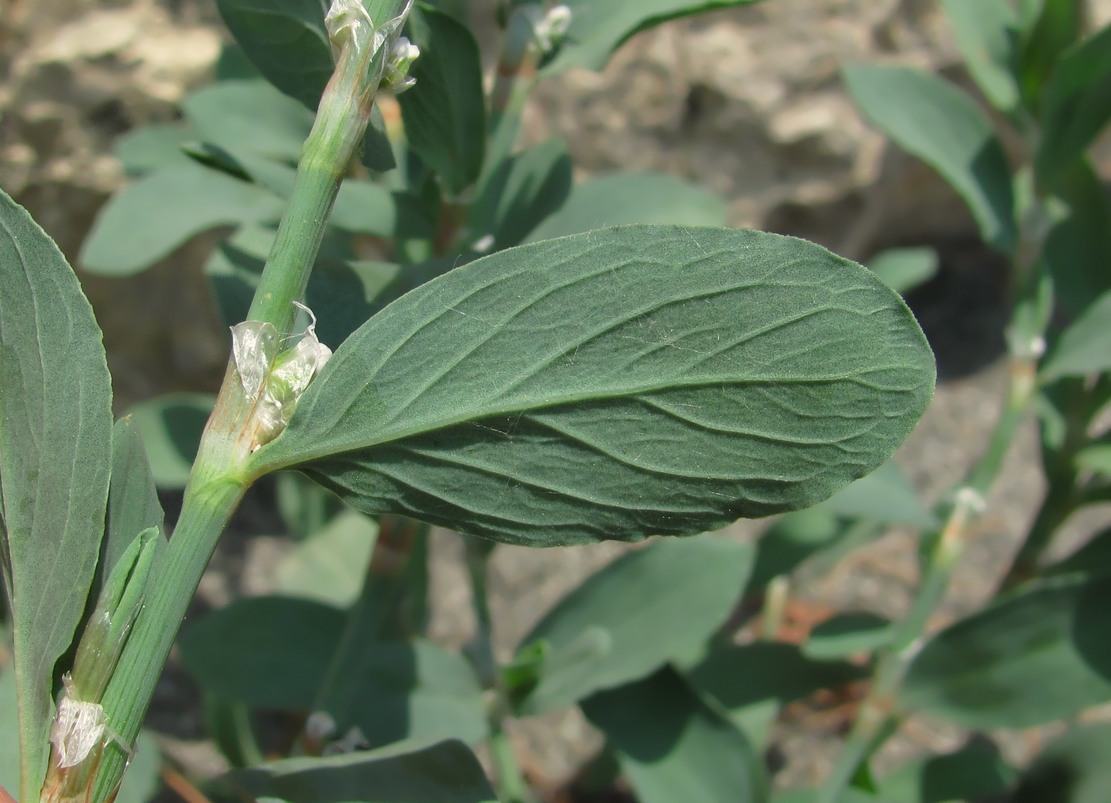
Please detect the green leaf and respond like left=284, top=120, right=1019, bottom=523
left=102, top=417, right=165, bottom=594
left=802, top=612, right=893, bottom=660
left=115, top=122, right=197, bottom=176
left=128, top=393, right=214, bottom=489
left=1076, top=446, right=1111, bottom=478
left=79, top=163, right=283, bottom=275
left=866, top=247, right=939, bottom=297
left=1043, top=158, right=1111, bottom=316
left=1036, top=23, right=1111, bottom=186
left=877, top=742, right=1015, bottom=803
left=229, top=740, right=498, bottom=803
left=184, top=79, right=314, bottom=162
left=902, top=573, right=1111, bottom=727
left=684, top=642, right=865, bottom=745
left=115, top=732, right=162, bottom=803
left=526, top=172, right=727, bottom=242
left=273, top=509, right=378, bottom=607
left=215, top=0, right=333, bottom=111
left=817, top=460, right=937, bottom=528
left=542, top=1, right=760, bottom=74
left=180, top=596, right=344, bottom=708
left=0, top=669, right=20, bottom=797
left=511, top=536, right=753, bottom=715
left=581, top=667, right=767, bottom=803
left=748, top=508, right=855, bottom=591
left=1016, top=0, right=1084, bottom=111
left=179, top=598, right=486, bottom=745
left=0, top=189, right=113, bottom=798
left=1040, top=289, right=1111, bottom=380
left=941, top=0, right=1021, bottom=112
left=843, top=65, right=1016, bottom=252
left=1015, top=723, right=1111, bottom=803
left=205, top=224, right=442, bottom=349
left=467, top=137, right=573, bottom=249
left=398, top=5, right=486, bottom=195
left=253, top=225, right=935, bottom=547
left=1044, top=528, right=1111, bottom=577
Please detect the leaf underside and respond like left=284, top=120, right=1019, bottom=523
left=254, top=225, right=935, bottom=548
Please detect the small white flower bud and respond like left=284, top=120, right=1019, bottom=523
left=384, top=36, right=421, bottom=93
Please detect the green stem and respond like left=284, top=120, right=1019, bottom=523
left=79, top=3, right=413, bottom=796
left=461, top=537, right=534, bottom=802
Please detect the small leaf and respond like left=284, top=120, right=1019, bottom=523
left=877, top=742, right=1016, bottom=803
left=183, top=79, right=314, bottom=162
left=79, top=164, right=283, bottom=275
left=180, top=596, right=345, bottom=708
left=817, top=460, right=937, bottom=529
left=581, top=667, right=767, bottom=803
left=902, top=573, right=1111, bottom=727
left=512, top=536, right=753, bottom=715
left=216, top=0, right=334, bottom=111
left=0, top=189, right=113, bottom=798
left=253, top=225, right=935, bottom=548
left=115, top=123, right=197, bottom=176
left=941, top=0, right=1021, bottom=112
left=398, top=5, right=486, bottom=195
left=1036, top=22, right=1111, bottom=187
left=1040, top=289, right=1111, bottom=380
left=229, top=740, right=498, bottom=803
left=542, top=1, right=760, bottom=74
left=843, top=65, right=1016, bottom=252
left=1016, top=0, right=1085, bottom=111
left=468, top=138, right=573, bottom=249
left=748, top=508, right=855, bottom=591
left=684, top=642, right=865, bottom=741
left=101, top=417, right=165, bottom=597
left=115, top=732, right=162, bottom=803
left=179, top=597, right=486, bottom=745
left=1044, top=528, right=1111, bottom=578
left=802, top=612, right=893, bottom=660
left=1076, top=446, right=1111, bottom=478
left=1043, top=158, right=1111, bottom=316
left=866, top=247, right=939, bottom=297
left=1015, top=723, right=1111, bottom=803
left=274, top=510, right=378, bottom=607
left=128, top=393, right=214, bottom=489
left=526, top=172, right=727, bottom=242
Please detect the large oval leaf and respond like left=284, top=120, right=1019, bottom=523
left=252, top=225, right=935, bottom=547
left=0, top=189, right=113, bottom=798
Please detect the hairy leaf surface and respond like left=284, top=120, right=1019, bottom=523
left=253, top=225, right=935, bottom=547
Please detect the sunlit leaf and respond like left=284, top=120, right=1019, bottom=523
left=253, top=225, right=935, bottom=547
